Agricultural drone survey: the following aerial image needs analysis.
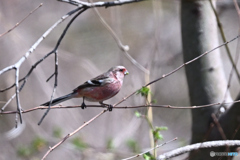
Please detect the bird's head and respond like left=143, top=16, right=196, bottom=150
left=109, top=66, right=129, bottom=82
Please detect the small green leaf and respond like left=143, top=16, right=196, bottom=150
left=151, top=99, right=157, bottom=104
left=155, top=126, right=168, bottom=132
left=31, top=137, right=47, bottom=152
left=72, top=137, right=88, bottom=150
left=143, top=152, right=156, bottom=160
left=152, top=126, right=168, bottom=141
left=53, top=127, right=62, bottom=138
left=137, top=87, right=150, bottom=97
left=126, top=139, right=140, bottom=153
left=135, top=111, right=141, bottom=118
left=17, top=146, right=32, bottom=157
left=106, top=138, right=114, bottom=150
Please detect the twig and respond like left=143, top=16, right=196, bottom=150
left=0, top=7, right=83, bottom=124
left=232, top=124, right=240, bottom=139
left=3, top=99, right=240, bottom=115
left=114, top=34, right=240, bottom=107
left=38, top=7, right=88, bottom=125
left=211, top=114, right=227, bottom=140
left=122, top=137, right=178, bottom=160
left=90, top=0, right=149, bottom=73
left=58, top=0, right=145, bottom=8
left=157, top=140, right=240, bottom=160
left=0, top=3, right=43, bottom=38
left=41, top=109, right=108, bottom=160
left=209, top=0, right=240, bottom=82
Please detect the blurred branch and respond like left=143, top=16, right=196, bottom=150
left=209, top=0, right=240, bottom=82
left=0, top=3, right=43, bottom=38
left=122, top=137, right=178, bottom=160
left=91, top=4, right=149, bottom=73
left=41, top=109, right=108, bottom=160
left=211, top=114, right=230, bottom=154
left=157, top=140, right=240, bottom=160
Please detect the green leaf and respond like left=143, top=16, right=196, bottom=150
left=137, top=87, right=150, bottom=97
left=143, top=152, right=156, bottom=160
left=106, top=138, right=114, bottom=150
left=153, top=126, right=168, bottom=141
left=31, top=137, right=47, bottom=152
left=135, top=111, right=141, bottom=118
left=155, top=126, right=168, bottom=132
left=151, top=99, right=157, bottom=104
left=72, top=137, right=88, bottom=150
left=126, top=139, right=140, bottom=153
left=53, top=127, right=62, bottom=138
left=17, top=146, right=32, bottom=157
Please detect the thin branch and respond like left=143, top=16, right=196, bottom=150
left=211, top=114, right=230, bottom=155
left=122, top=137, right=178, bottom=160
left=232, top=124, right=240, bottom=139
left=58, top=0, right=145, bottom=8
left=90, top=1, right=149, bottom=73
left=209, top=0, right=240, bottom=82
left=157, top=140, right=240, bottom=160
left=41, top=109, right=108, bottom=160
left=14, top=67, right=23, bottom=125
left=114, top=34, right=240, bottom=107
left=0, top=3, right=43, bottom=38
left=211, top=114, right=227, bottom=140
left=0, top=7, right=83, bottom=120
left=3, top=99, right=240, bottom=115
left=38, top=7, right=88, bottom=125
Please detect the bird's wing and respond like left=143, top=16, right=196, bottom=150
left=73, top=73, right=114, bottom=91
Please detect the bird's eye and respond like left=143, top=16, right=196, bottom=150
left=119, top=69, right=124, bottom=72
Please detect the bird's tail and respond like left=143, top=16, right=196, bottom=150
left=41, top=92, right=76, bottom=106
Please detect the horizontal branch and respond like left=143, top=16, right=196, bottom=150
left=157, top=140, right=240, bottom=160
left=58, top=0, right=145, bottom=8
left=2, top=99, right=240, bottom=115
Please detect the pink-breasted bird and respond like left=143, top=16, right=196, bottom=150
left=41, top=66, right=129, bottom=111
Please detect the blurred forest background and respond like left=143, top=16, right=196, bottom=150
left=1, top=0, right=240, bottom=159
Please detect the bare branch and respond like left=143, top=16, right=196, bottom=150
left=209, top=0, right=240, bottom=82
left=0, top=7, right=83, bottom=123
left=41, top=109, right=107, bottom=160
left=114, top=34, right=240, bottom=106
left=122, top=137, right=178, bottom=160
left=38, top=7, right=88, bottom=125
left=90, top=1, right=149, bottom=73
left=2, top=99, right=240, bottom=115
left=0, top=3, right=43, bottom=38
left=58, top=0, right=145, bottom=8
left=157, top=140, right=240, bottom=160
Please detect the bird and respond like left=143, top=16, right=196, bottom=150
left=41, top=66, right=129, bottom=111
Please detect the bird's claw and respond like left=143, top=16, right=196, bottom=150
left=107, top=104, right=113, bottom=112
left=81, top=101, right=87, bottom=109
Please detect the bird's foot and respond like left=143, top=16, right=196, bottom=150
left=100, top=102, right=113, bottom=111
left=107, top=104, right=113, bottom=111
left=81, top=101, right=87, bottom=109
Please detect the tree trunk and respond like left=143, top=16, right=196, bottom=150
left=181, top=0, right=233, bottom=159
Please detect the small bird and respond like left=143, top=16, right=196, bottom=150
left=41, top=66, right=129, bottom=111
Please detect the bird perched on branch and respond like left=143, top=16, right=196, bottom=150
left=41, top=66, right=129, bottom=111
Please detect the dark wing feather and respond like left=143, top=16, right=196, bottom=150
left=73, top=73, right=109, bottom=92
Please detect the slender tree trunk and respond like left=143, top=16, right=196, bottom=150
left=181, top=0, right=232, bottom=159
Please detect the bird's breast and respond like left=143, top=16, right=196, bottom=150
left=76, top=81, right=122, bottom=102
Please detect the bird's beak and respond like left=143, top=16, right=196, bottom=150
left=124, top=70, right=129, bottom=75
